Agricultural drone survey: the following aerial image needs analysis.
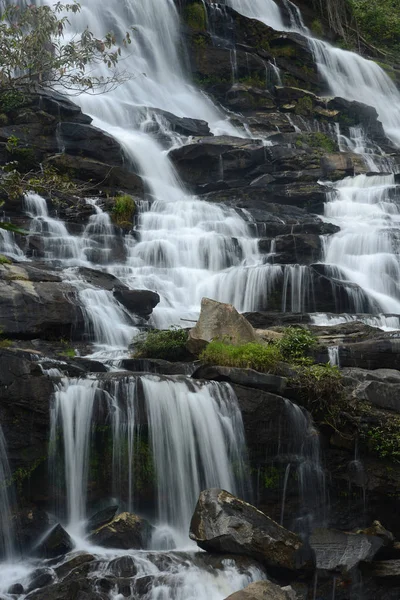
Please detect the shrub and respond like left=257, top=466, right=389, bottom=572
left=0, top=255, right=11, bottom=265
left=133, top=328, right=189, bottom=361
left=112, top=194, right=136, bottom=228
left=278, top=327, right=317, bottom=361
left=200, top=341, right=283, bottom=372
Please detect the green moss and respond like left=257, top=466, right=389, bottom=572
left=0, top=254, right=11, bottom=265
left=133, top=328, right=189, bottom=361
left=295, top=132, right=337, bottom=153
left=311, top=18, right=324, bottom=37
left=273, top=45, right=297, bottom=58
left=263, top=466, right=280, bottom=489
left=134, top=436, right=155, bottom=493
left=200, top=341, right=283, bottom=372
left=0, top=113, right=8, bottom=125
left=239, top=74, right=266, bottom=88
left=294, top=96, right=314, bottom=116
left=183, top=2, right=207, bottom=31
left=112, top=194, right=136, bottom=228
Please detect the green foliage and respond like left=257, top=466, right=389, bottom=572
left=311, top=18, right=324, bottom=37
left=1, top=162, right=83, bottom=200
left=274, top=45, right=296, bottom=58
left=59, top=338, right=76, bottom=358
left=295, top=95, right=314, bottom=116
left=0, top=254, right=11, bottom=265
left=112, top=194, right=136, bottom=228
left=0, top=2, right=132, bottom=95
left=239, top=74, right=266, bottom=88
left=184, top=2, right=207, bottom=31
left=348, top=0, right=400, bottom=55
left=200, top=341, right=283, bottom=372
left=278, top=327, right=317, bottom=361
left=295, top=132, right=337, bottom=152
left=0, top=90, right=26, bottom=113
left=133, top=328, right=189, bottom=361
left=263, top=466, right=280, bottom=489
left=134, top=436, right=155, bottom=492
left=362, top=423, right=400, bottom=462
left=5, top=135, right=37, bottom=171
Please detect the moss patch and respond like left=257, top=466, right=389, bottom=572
left=133, top=328, right=189, bottom=361
left=184, top=2, right=207, bottom=31
left=111, top=194, right=136, bottom=228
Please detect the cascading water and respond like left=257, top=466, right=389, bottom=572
left=0, top=425, right=16, bottom=561
left=49, top=374, right=249, bottom=544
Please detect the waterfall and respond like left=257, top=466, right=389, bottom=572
left=49, top=375, right=249, bottom=543
left=0, top=425, right=16, bottom=560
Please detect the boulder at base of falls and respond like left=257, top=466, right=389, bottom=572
left=85, top=505, right=119, bottom=534
left=87, top=512, right=152, bottom=550
left=34, top=524, right=73, bottom=559
left=25, top=578, right=109, bottom=600
left=224, top=581, right=295, bottom=600
left=189, top=489, right=313, bottom=575
left=310, top=527, right=385, bottom=573
left=187, top=297, right=258, bottom=355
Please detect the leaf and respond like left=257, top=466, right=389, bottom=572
left=0, top=222, right=28, bottom=235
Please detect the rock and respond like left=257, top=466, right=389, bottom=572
left=46, top=154, right=143, bottom=192
left=108, top=555, right=138, bottom=578
left=243, top=312, right=312, bottom=329
left=87, top=512, right=152, bottom=550
left=58, top=122, right=124, bottom=165
left=120, top=358, right=198, bottom=376
left=192, top=365, right=287, bottom=395
left=190, top=489, right=312, bottom=574
left=224, top=580, right=293, bottom=600
left=354, top=380, right=400, bottom=413
left=17, top=508, right=49, bottom=553
left=113, top=289, right=160, bottom=319
left=0, top=264, right=84, bottom=339
left=310, top=527, right=384, bottom=572
left=272, top=233, right=322, bottom=265
left=340, top=337, right=400, bottom=370
left=34, top=524, right=73, bottom=559
left=26, top=570, right=54, bottom=593
left=187, top=298, right=258, bottom=354
left=25, top=579, right=108, bottom=600
left=78, top=267, right=127, bottom=292
left=86, top=505, right=119, bottom=534
left=355, top=521, right=395, bottom=545
left=8, top=584, right=24, bottom=595
left=370, top=559, right=400, bottom=579
left=139, top=106, right=211, bottom=137
left=54, top=553, right=96, bottom=580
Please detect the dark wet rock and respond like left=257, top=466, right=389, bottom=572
left=187, top=297, right=257, bottom=355
left=340, top=338, right=400, bottom=370
left=0, top=263, right=84, bottom=339
left=108, top=555, right=138, bottom=578
left=113, top=289, right=160, bottom=319
left=192, top=364, right=287, bottom=395
left=272, top=233, right=322, bottom=264
left=71, top=358, right=108, bottom=373
left=58, top=122, right=124, bottom=165
left=310, top=527, right=384, bottom=572
left=96, top=577, right=117, bottom=593
left=243, top=312, right=312, bottom=329
left=86, top=505, right=119, bottom=534
left=87, top=512, right=153, bottom=550
left=224, top=581, right=294, bottom=600
left=190, top=489, right=312, bottom=575
left=139, top=106, right=211, bottom=137
left=133, top=576, right=154, bottom=596
left=8, top=584, right=24, bottom=595
left=342, top=368, right=400, bottom=385
left=26, top=570, right=54, bottom=593
left=55, top=553, right=96, bottom=580
left=46, top=153, right=143, bottom=192
left=34, top=524, right=73, bottom=559
left=120, top=358, right=198, bottom=376
left=370, top=560, right=400, bottom=579
left=170, top=136, right=266, bottom=188
left=77, top=267, right=127, bottom=292
left=25, top=578, right=108, bottom=600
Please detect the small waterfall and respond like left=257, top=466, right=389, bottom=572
left=49, top=375, right=249, bottom=544
left=322, top=174, right=400, bottom=314
left=282, top=400, right=327, bottom=534
left=0, top=425, right=16, bottom=560
left=50, top=378, right=99, bottom=535
left=328, top=346, right=340, bottom=367
left=0, top=228, right=24, bottom=260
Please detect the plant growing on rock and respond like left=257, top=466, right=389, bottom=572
left=0, top=1, right=133, bottom=96
left=111, top=194, right=136, bottom=228
left=278, top=327, right=317, bottom=362
left=200, top=341, right=283, bottom=372
left=133, top=328, right=189, bottom=361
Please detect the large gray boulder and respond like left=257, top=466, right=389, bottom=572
left=224, top=581, right=295, bottom=600
left=190, top=489, right=312, bottom=574
left=187, top=298, right=258, bottom=354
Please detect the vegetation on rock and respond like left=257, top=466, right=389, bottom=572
left=133, top=328, right=189, bottom=361
left=111, top=194, right=136, bottom=228
left=200, top=341, right=283, bottom=372
left=183, top=2, right=207, bottom=31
